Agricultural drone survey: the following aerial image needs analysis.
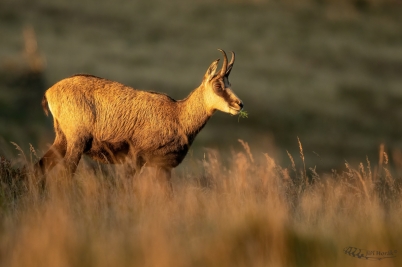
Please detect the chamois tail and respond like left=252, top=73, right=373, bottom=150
left=41, top=95, right=49, bottom=116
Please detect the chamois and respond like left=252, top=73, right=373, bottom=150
left=35, top=49, right=243, bottom=186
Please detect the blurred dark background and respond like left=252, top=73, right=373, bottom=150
left=1, top=0, right=402, bottom=172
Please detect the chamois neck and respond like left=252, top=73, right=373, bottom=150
left=178, top=85, right=212, bottom=142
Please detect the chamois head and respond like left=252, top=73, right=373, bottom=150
left=202, top=49, right=243, bottom=115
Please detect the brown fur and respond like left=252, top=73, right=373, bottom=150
left=35, top=50, right=243, bottom=186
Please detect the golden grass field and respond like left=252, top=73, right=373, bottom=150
left=0, top=140, right=401, bottom=266
left=1, top=0, right=402, bottom=169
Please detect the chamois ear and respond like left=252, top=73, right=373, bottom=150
left=203, top=59, right=220, bottom=82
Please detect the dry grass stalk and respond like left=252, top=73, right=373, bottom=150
left=297, top=137, right=307, bottom=186
left=286, top=150, right=296, bottom=173
left=238, top=139, right=254, bottom=163
left=0, top=144, right=401, bottom=267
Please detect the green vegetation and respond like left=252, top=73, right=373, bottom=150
left=238, top=110, right=248, bottom=121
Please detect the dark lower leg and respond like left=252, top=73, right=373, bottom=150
left=155, top=167, right=173, bottom=195
left=34, top=143, right=66, bottom=176
left=63, top=153, right=82, bottom=177
left=63, top=141, right=86, bottom=177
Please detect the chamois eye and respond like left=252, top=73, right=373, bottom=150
left=214, top=82, right=222, bottom=91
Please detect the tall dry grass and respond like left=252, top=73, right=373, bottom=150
left=0, top=140, right=401, bottom=267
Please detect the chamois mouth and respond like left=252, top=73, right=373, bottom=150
left=229, top=105, right=242, bottom=115
left=231, top=100, right=243, bottom=110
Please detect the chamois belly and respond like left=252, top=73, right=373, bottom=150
left=85, top=137, right=190, bottom=168
left=124, top=132, right=189, bottom=168
left=85, top=140, right=130, bottom=164
left=143, top=146, right=189, bottom=168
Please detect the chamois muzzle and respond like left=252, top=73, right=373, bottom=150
left=231, top=100, right=243, bottom=112
left=227, top=96, right=244, bottom=115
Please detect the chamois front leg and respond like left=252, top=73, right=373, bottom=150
left=155, top=167, right=173, bottom=196
left=124, top=159, right=145, bottom=179
left=124, top=148, right=146, bottom=178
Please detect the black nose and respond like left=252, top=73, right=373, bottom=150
left=238, top=101, right=244, bottom=109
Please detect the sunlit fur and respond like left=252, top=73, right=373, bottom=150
left=35, top=50, right=243, bottom=185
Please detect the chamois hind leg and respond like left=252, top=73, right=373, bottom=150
left=35, top=132, right=67, bottom=177
left=62, top=136, right=90, bottom=177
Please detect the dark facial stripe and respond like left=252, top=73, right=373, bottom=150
left=212, top=79, right=233, bottom=103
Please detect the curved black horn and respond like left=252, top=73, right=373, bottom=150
left=226, top=51, right=235, bottom=76
left=218, top=49, right=228, bottom=77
